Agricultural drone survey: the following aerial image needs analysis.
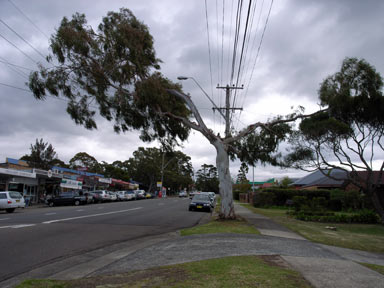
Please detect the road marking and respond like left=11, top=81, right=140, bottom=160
left=42, top=207, right=143, bottom=224
left=45, top=213, right=57, bottom=215
left=76, top=209, right=84, bottom=212
left=0, top=224, right=36, bottom=229
left=0, top=218, right=10, bottom=221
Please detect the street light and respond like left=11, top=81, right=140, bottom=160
left=177, top=76, right=225, bottom=120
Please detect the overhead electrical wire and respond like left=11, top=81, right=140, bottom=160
left=204, top=0, right=215, bottom=102
left=0, top=19, right=47, bottom=61
left=8, top=0, right=50, bottom=40
left=0, top=31, right=37, bottom=64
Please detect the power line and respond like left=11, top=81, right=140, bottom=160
left=204, top=0, right=214, bottom=101
left=0, top=58, right=33, bottom=71
left=8, top=0, right=50, bottom=40
left=0, top=19, right=47, bottom=61
left=243, top=0, right=273, bottom=100
left=0, top=31, right=37, bottom=64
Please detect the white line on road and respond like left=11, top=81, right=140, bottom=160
left=0, top=218, right=10, bottom=221
left=76, top=209, right=84, bottom=212
left=0, top=224, right=36, bottom=229
left=42, top=207, right=143, bottom=224
left=45, top=213, right=57, bottom=215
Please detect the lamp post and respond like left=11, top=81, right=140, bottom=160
left=177, top=76, right=225, bottom=120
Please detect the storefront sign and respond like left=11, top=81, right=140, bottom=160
left=60, top=179, right=82, bottom=189
left=0, top=167, right=36, bottom=178
left=157, top=181, right=162, bottom=188
left=98, top=177, right=112, bottom=184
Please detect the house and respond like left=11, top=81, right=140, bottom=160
left=292, top=169, right=349, bottom=190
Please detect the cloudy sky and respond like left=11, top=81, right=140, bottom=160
left=0, top=0, right=383, bottom=181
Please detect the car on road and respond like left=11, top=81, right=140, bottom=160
left=179, top=191, right=188, bottom=197
left=124, top=190, right=136, bottom=200
left=135, top=190, right=146, bottom=200
left=0, top=191, right=25, bottom=213
left=189, top=194, right=213, bottom=213
left=115, top=191, right=127, bottom=201
left=83, top=192, right=95, bottom=204
left=46, top=191, right=87, bottom=207
left=108, top=191, right=118, bottom=201
left=91, top=190, right=111, bottom=203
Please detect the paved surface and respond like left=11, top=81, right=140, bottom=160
left=2, top=201, right=384, bottom=288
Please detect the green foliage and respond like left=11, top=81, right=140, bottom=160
left=22, top=138, right=59, bottom=170
left=253, top=192, right=276, bottom=207
left=69, top=152, right=101, bottom=172
left=236, top=162, right=249, bottom=184
left=253, top=188, right=331, bottom=208
left=294, top=209, right=379, bottom=224
left=279, top=176, right=293, bottom=188
left=233, top=182, right=251, bottom=200
left=236, top=121, right=292, bottom=166
left=28, top=8, right=190, bottom=147
left=195, top=164, right=219, bottom=193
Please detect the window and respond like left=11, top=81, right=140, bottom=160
left=9, top=192, right=22, bottom=199
left=0, top=193, right=7, bottom=199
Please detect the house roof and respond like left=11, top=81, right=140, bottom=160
left=293, top=169, right=348, bottom=187
left=249, top=178, right=275, bottom=185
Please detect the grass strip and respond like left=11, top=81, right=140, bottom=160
left=16, top=255, right=311, bottom=288
left=359, top=262, right=384, bottom=275
left=241, top=204, right=384, bottom=253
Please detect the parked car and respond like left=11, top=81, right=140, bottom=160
left=135, top=190, right=146, bottom=200
left=145, top=192, right=154, bottom=199
left=82, top=192, right=95, bottom=204
left=179, top=191, right=188, bottom=198
left=115, top=191, right=126, bottom=201
left=46, top=191, right=87, bottom=207
left=201, top=192, right=215, bottom=204
left=108, top=191, right=118, bottom=201
left=0, top=191, right=25, bottom=213
left=124, top=190, right=136, bottom=200
left=91, top=190, right=111, bottom=203
left=189, top=194, right=213, bottom=212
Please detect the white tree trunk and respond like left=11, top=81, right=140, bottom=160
left=214, top=140, right=236, bottom=219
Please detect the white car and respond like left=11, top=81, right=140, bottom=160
left=0, top=191, right=25, bottom=213
left=124, top=190, right=136, bottom=200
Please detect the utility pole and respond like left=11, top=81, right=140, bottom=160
left=214, top=85, right=243, bottom=137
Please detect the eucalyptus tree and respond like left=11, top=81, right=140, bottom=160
left=285, top=58, right=384, bottom=221
left=28, top=8, right=316, bottom=219
left=21, top=138, right=59, bottom=170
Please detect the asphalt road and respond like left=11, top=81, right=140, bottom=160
left=0, top=197, right=203, bottom=282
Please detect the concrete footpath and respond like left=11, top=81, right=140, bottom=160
left=3, top=203, right=384, bottom=288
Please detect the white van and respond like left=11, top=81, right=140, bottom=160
left=0, top=191, right=25, bottom=213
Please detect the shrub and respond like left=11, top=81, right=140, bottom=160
left=294, top=209, right=379, bottom=224
left=253, top=192, right=276, bottom=207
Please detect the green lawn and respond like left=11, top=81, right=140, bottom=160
left=359, top=263, right=384, bottom=275
left=180, top=217, right=260, bottom=236
left=241, top=204, right=384, bottom=253
left=16, top=256, right=311, bottom=288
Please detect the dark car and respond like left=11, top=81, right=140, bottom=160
left=189, top=194, right=213, bottom=212
left=46, top=191, right=87, bottom=207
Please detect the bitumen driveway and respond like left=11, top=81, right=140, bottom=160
left=2, top=201, right=384, bottom=288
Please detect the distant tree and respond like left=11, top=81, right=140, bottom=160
left=236, top=162, right=249, bottom=184
left=285, top=58, right=384, bottom=221
left=279, top=176, right=293, bottom=188
left=69, top=152, right=101, bottom=172
left=195, top=164, right=219, bottom=193
left=125, top=147, right=193, bottom=192
left=100, top=161, right=130, bottom=181
left=21, top=138, right=58, bottom=170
